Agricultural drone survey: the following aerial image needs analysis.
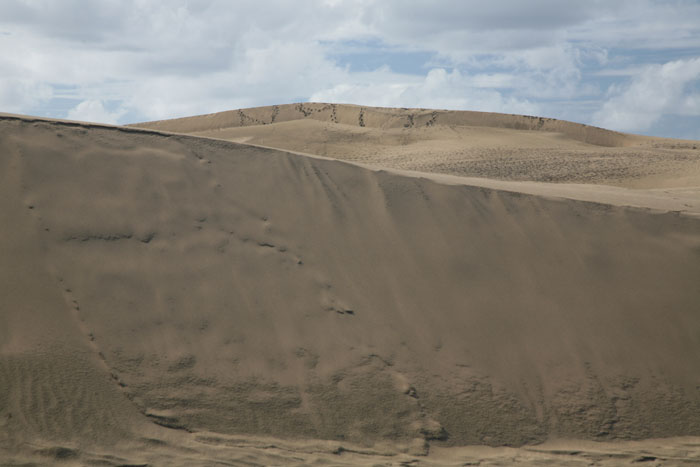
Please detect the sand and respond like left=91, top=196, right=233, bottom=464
left=135, top=103, right=700, bottom=189
left=2, top=106, right=700, bottom=465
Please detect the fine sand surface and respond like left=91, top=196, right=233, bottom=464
left=135, top=103, right=700, bottom=189
left=2, top=107, right=700, bottom=465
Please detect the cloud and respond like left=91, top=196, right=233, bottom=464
left=311, top=68, right=539, bottom=114
left=592, top=58, right=700, bottom=133
left=66, top=99, right=127, bottom=124
left=568, top=0, right=700, bottom=50
left=360, top=0, right=606, bottom=52
left=0, top=78, right=52, bottom=113
left=0, top=0, right=698, bottom=136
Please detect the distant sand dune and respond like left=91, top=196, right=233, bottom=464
left=2, top=110, right=700, bottom=464
left=134, top=102, right=632, bottom=146
left=134, top=103, right=700, bottom=190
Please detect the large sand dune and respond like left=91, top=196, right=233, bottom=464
left=135, top=103, right=700, bottom=189
left=2, top=109, right=700, bottom=465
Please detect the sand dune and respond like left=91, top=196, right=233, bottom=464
left=134, top=102, right=635, bottom=146
left=135, top=103, right=700, bottom=189
left=2, top=109, right=700, bottom=465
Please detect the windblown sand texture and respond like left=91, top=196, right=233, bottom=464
left=2, top=105, right=700, bottom=465
left=136, top=103, right=700, bottom=189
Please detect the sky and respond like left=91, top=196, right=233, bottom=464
left=1, top=0, right=700, bottom=139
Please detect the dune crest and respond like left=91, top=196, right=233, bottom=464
left=133, top=103, right=700, bottom=191
left=134, top=103, right=631, bottom=146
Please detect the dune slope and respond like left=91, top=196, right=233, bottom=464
left=2, top=115, right=700, bottom=455
left=134, top=103, right=700, bottom=189
left=133, top=102, right=632, bottom=146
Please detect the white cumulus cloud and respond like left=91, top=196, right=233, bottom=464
left=67, top=99, right=127, bottom=124
left=311, top=68, right=539, bottom=114
left=593, top=58, right=700, bottom=133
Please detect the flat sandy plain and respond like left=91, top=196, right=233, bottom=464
left=1, top=104, right=700, bottom=465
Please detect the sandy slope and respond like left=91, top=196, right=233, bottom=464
left=2, top=111, right=700, bottom=465
left=135, top=103, right=700, bottom=189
